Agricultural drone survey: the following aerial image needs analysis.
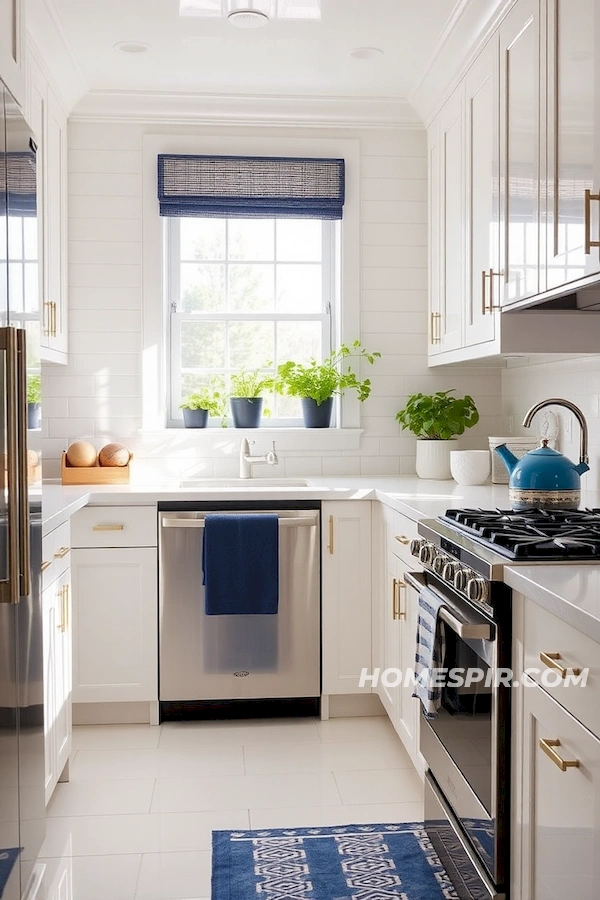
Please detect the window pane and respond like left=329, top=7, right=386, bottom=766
left=7, top=217, right=22, bottom=259
left=180, top=218, right=225, bottom=260
left=23, top=217, right=37, bottom=260
left=277, top=219, right=322, bottom=261
left=181, top=321, right=226, bottom=368
left=228, top=219, right=274, bottom=261
left=181, top=263, right=225, bottom=312
left=274, top=393, right=302, bottom=418
left=229, top=264, right=274, bottom=311
left=181, top=372, right=220, bottom=399
left=276, top=264, right=322, bottom=312
left=276, top=321, right=322, bottom=364
left=229, top=321, right=274, bottom=369
left=25, top=320, right=40, bottom=369
left=8, top=264, right=23, bottom=312
left=24, top=263, right=38, bottom=313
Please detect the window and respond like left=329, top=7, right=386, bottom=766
left=3, top=213, right=40, bottom=370
left=166, top=215, right=336, bottom=426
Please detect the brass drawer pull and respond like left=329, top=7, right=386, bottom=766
left=395, top=535, right=410, bottom=545
left=584, top=189, right=600, bottom=255
left=540, top=651, right=581, bottom=679
left=430, top=311, right=441, bottom=344
left=54, top=546, right=70, bottom=559
left=392, top=578, right=399, bottom=619
left=539, top=738, right=579, bottom=772
left=41, top=560, right=52, bottom=572
left=396, top=579, right=407, bottom=619
left=327, top=515, right=334, bottom=555
left=92, top=524, right=125, bottom=532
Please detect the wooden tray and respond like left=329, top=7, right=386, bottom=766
left=61, top=452, right=130, bottom=485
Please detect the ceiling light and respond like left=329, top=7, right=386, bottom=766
left=114, top=40, right=151, bottom=53
left=227, top=8, right=270, bottom=27
left=349, top=47, right=384, bottom=60
left=179, top=0, right=321, bottom=21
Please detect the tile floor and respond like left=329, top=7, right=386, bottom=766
left=39, top=715, right=424, bottom=900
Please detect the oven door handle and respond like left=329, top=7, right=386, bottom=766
left=405, top=571, right=491, bottom=641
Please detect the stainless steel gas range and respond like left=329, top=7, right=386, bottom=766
left=407, top=507, right=600, bottom=900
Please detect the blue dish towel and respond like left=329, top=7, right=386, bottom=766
left=413, top=586, right=446, bottom=719
left=202, top=514, right=279, bottom=616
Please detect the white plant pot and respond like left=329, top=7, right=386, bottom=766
left=415, top=439, right=458, bottom=479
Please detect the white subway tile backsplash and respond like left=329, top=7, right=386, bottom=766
left=44, top=376, right=95, bottom=398
left=360, top=456, right=401, bottom=476
left=284, top=456, right=323, bottom=477
left=47, top=418, right=96, bottom=439
left=73, top=333, right=141, bottom=355
left=321, top=457, right=361, bottom=477
left=71, top=353, right=142, bottom=376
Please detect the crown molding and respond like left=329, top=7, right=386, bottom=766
left=27, top=0, right=88, bottom=113
left=410, top=0, right=516, bottom=126
left=69, top=89, right=423, bottom=129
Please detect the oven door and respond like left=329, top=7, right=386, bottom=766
left=405, top=571, right=509, bottom=892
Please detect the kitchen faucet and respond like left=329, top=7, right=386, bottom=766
left=239, top=437, right=278, bottom=478
left=522, top=398, right=589, bottom=465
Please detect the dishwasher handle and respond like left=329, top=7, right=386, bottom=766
left=161, top=514, right=319, bottom=529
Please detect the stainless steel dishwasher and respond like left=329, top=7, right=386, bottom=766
left=159, top=503, right=320, bottom=706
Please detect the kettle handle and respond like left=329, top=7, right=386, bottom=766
left=523, top=399, right=589, bottom=466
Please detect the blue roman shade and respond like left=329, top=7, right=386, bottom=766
left=157, top=154, right=345, bottom=219
left=0, top=151, right=36, bottom=216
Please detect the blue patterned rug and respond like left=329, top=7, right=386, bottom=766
left=0, top=848, right=20, bottom=895
left=211, top=823, right=458, bottom=900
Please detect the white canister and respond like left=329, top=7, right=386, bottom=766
left=450, top=450, right=491, bottom=485
left=488, top=436, right=539, bottom=484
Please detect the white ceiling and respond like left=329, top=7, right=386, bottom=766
left=51, top=0, right=462, bottom=99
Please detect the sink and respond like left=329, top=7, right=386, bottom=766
left=179, top=477, right=310, bottom=488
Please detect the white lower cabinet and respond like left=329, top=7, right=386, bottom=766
left=71, top=547, right=158, bottom=704
left=42, top=569, right=71, bottom=805
left=321, top=501, right=372, bottom=695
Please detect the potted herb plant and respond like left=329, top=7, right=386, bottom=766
left=180, top=381, right=226, bottom=428
left=229, top=367, right=274, bottom=429
left=275, top=341, right=381, bottom=428
left=27, top=373, right=42, bottom=429
left=395, top=389, right=479, bottom=479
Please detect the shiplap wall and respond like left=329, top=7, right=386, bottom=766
left=41, top=120, right=503, bottom=481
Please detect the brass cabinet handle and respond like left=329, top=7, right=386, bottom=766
left=396, top=579, right=407, bottom=619
left=0, top=329, right=20, bottom=605
left=51, top=301, right=57, bottom=338
left=539, top=738, right=580, bottom=772
left=540, top=651, right=581, bottom=679
left=392, top=577, right=399, bottom=619
left=57, top=585, right=65, bottom=632
left=482, top=269, right=503, bottom=314
left=327, top=515, right=334, bottom=555
left=41, top=560, right=52, bottom=572
left=63, top=583, right=69, bottom=632
left=395, top=535, right=410, bottom=545
left=584, top=189, right=600, bottom=255
left=430, top=311, right=441, bottom=345
left=92, top=524, right=125, bottom=532
left=481, top=269, right=488, bottom=315
left=43, top=301, right=52, bottom=337
left=16, top=331, right=30, bottom=597
left=54, top=546, right=70, bottom=559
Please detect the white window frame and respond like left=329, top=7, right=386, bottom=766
left=142, top=134, right=361, bottom=439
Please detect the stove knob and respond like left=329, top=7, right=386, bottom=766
left=442, top=561, right=459, bottom=581
left=432, top=553, right=448, bottom=575
left=418, top=542, right=436, bottom=566
left=466, top=577, right=486, bottom=603
left=410, top=539, right=424, bottom=558
left=454, top=568, right=470, bottom=592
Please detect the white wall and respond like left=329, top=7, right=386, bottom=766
left=42, top=118, right=503, bottom=481
left=502, top=355, right=600, bottom=493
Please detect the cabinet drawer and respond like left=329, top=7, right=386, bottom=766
left=71, top=506, right=157, bottom=548
left=389, top=512, right=419, bottom=567
left=41, top=520, right=71, bottom=590
left=524, top=599, right=600, bottom=737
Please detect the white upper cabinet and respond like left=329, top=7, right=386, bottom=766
left=546, top=0, right=600, bottom=290
left=0, top=0, right=25, bottom=105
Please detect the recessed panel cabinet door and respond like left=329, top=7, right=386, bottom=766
left=519, top=678, right=600, bottom=900
left=500, top=0, right=542, bottom=305
left=546, top=0, right=600, bottom=289
left=438, top=87, right=465, bottom=352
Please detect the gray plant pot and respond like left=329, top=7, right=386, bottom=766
left=301, top=397, right=333, bottom=428
left=182, top=407, right=209, bottom=428
left=27, top=402, right=41, bottom=430
left=230, top=397, right=263, bottom=428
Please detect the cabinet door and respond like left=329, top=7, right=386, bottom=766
left=0, top=0, right=24, bottom=105
left=464, top=36, right=500, bottom=346
left=519, top=678, right=600, bottom=900
left=397, top=560, right=419, bottom=759
left=72, top=548, right=158, bottom=703
left=546, top=0, right=600, bottom=289
left=428, top=116, right=443, bottom=356
left=379, top=539, right=401, bottom=723
left=42, top=582, right=57, bottom=803
left=42, top=85, right=68, bottom=360
left=500, top=0, right=542, bottom=304
left=437, top=87, right=465, bottom=352
left=42, top=570, right=71, bottom=805
left=321, top=502, right=372, bottom=695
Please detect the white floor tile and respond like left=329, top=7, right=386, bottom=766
left=243, top=739, right=414, bottom=775
left=47, top=778, right=155, bottom=817
left=333, top=768, right=424, bottom=805
left=70, top=746, right=245, bottom=781
left=158, top=718, right=321, bottom=749
left=316, top=716, right=399, bottom=743
left=40, top=809, right=250, bottom=858
left=248, top=801, right=424, bottom=829
left=151, top=771, right=342, bottom=813
left=40, top=853, right=141, bottom=900
left=72, top=725, right=161, bottom=751
left=135, top=851, right=212, bottom=900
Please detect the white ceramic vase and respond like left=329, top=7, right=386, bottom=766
left=450, top=450, right=491, bottom=485
left=415, top=439, right=458, bottom=479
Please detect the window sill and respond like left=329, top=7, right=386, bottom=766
left=138, top=427, right=363, bottom=452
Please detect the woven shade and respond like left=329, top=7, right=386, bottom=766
left=0, top=151, right=37, bottom=216
left=158, top=154, right=345, bottom=219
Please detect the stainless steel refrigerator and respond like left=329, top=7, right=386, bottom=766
left=0, top=80, right=45, bottom=899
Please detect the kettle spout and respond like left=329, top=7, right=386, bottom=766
left=575, top=461, right=590, bottom=476
left=494, top=443, right=519, bottom=475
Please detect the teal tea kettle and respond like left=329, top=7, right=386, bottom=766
left=494, top=399, right=589, bottom=510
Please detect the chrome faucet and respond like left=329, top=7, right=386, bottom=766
left=239, top=437, right=278, bottom=479
left=523, top=398, right=589, bottom=465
